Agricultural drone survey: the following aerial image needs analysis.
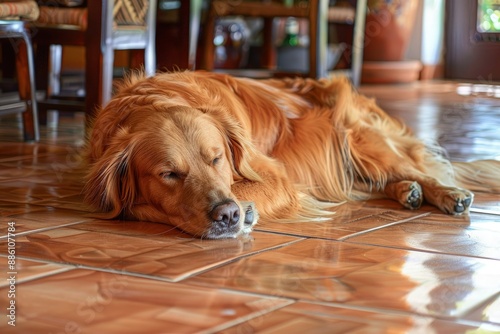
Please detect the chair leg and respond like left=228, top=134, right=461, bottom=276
left=351, top=0, right=367, bottom=86
left=144, top=43, right=156, bottom=76
left=310, top=0, right=327, bottom=79
left=102, top=45, right=114, bottom=105
left=15, top=33, right=39, bottom=142
left=261, top=18, right=275, bottom=70
left=84, top=39, right=103, bottom=130
left=49, top=45, right=62, bottom=96
left=201, top=6, right=216, bottom=71
left=188, top=0, right=202, bottom=70
left=34, top=43, right=49, bottom=125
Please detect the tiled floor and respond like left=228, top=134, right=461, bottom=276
left=1, top=80, right=500, bottom=333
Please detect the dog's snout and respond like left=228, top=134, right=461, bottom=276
left=210, top=201, right=240, bottom=228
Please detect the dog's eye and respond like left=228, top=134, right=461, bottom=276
left=160, top=171, right=178, bottom=179
left=212, top=156, right=222, bottom=166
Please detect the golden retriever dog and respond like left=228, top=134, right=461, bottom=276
left=84, top=71, right=500, bottom=239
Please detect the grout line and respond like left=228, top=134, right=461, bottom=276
left=4, top=254, right=179, bottom=283
left=337, top=212, right=432, bottom=241
left=344, top=239, right=500, bottom=262
left=0, top=254, right=76, bottom=287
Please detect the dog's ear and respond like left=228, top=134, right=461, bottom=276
left=83, top=128, right=138, bottom=218
left=201, top=107, right=262, bottom=182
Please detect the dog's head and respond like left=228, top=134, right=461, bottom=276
left=84, top=101, right=261, bottom=239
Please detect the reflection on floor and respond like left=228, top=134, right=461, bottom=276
left=0, top=80, right=500, bottom=333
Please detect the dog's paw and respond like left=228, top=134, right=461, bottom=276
left=387, top=181, right=423, bottom=210
left=404, top=181, right=423, bottom=210
left=437, top=188, right=474, bottom=215
left=240, top=201, right=259, bottom=234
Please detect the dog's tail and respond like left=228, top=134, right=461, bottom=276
left=452, top=160, right=500, bottom=193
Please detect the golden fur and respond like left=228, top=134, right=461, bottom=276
left=84, top=71, right=500, bottom=238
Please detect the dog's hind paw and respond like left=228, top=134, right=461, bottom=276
left=439, top=189, right=474, bottom=215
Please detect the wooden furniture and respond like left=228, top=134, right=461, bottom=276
left=0, top=0, right=39, bottom=141
left=328, top=0, right=367, bottom=86
left=201, top=0, right=323, bottom=78
left=156, top=0, right=202, bottom=71
left=31, top=0, right=157, bottom=127
left=199, top=0, right=366, bottom=84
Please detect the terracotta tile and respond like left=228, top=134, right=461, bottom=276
left=34, top=193, right=91, bottom=212
left=256, top=201, right=430, bottom=240
left=0, top=256, right=73, bottom=287
left=0, top=203, right=45, bottom=217
left=3, top=172, right=75, bottom=185
left=187, top=239, right=500, bottom=318
left=0, top=179, right=47, bottom=203
left=7, top=206, right=91, bottom=223
left=0, top=165, right=44, bottom=180
left=219, top=301, right=500, bottom=334
left=1, top=148, right=82, bottom=168
left=0, top=155, right=85, bottom=184
left=0, top=222, right=302, bottom=281
left=346, top=212, right=500, bottom=260
left=0, top=213, right=91, bottom=239
left=0, top=180, right=82, bottom=204
left=72, top=218, right=190, bottom=237
left=0, top=142, right=74, bottom=162
left=10, top=184, right=82, bottom=201
left=0, top=269, right=291, bottom=333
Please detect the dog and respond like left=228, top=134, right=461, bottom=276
left=84, top=71, right=500, bottom=239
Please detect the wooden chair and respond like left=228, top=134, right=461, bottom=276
left=0, top=0, right=39, bottom=141
left=31, top=0, right=157, bottom=127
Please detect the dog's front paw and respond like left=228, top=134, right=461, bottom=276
left=404, top=181, right=423, bottom=210
left=438, top=188, right=474, bottom=215
left=385, top=180, right=423, bottom=210
left=240, top=201, right=259, bottom=234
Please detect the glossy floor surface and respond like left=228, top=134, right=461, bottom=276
left=1, top=80, right=500, bottom=333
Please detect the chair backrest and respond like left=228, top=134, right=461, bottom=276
left=100, top=0, right=157, bottom=50
left=114, top=0, right=150, bottom=26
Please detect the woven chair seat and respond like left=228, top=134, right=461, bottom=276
left=35, top=0, right=149, bottom=30
left=0, top=0, right=39, bottom=20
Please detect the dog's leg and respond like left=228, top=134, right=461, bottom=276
left=384, top=180, right=423, bottom=210
left=416, top=176, right=474, bottom=215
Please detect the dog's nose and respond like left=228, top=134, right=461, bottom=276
left=210, top=201, right=240, bottom=228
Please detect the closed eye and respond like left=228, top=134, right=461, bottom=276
left=160, top=171, right=178, bottom=180
left=212, top=155, right=222, bottom=166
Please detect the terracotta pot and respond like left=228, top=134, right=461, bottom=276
left=363, top=0, right=418, bottom=61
